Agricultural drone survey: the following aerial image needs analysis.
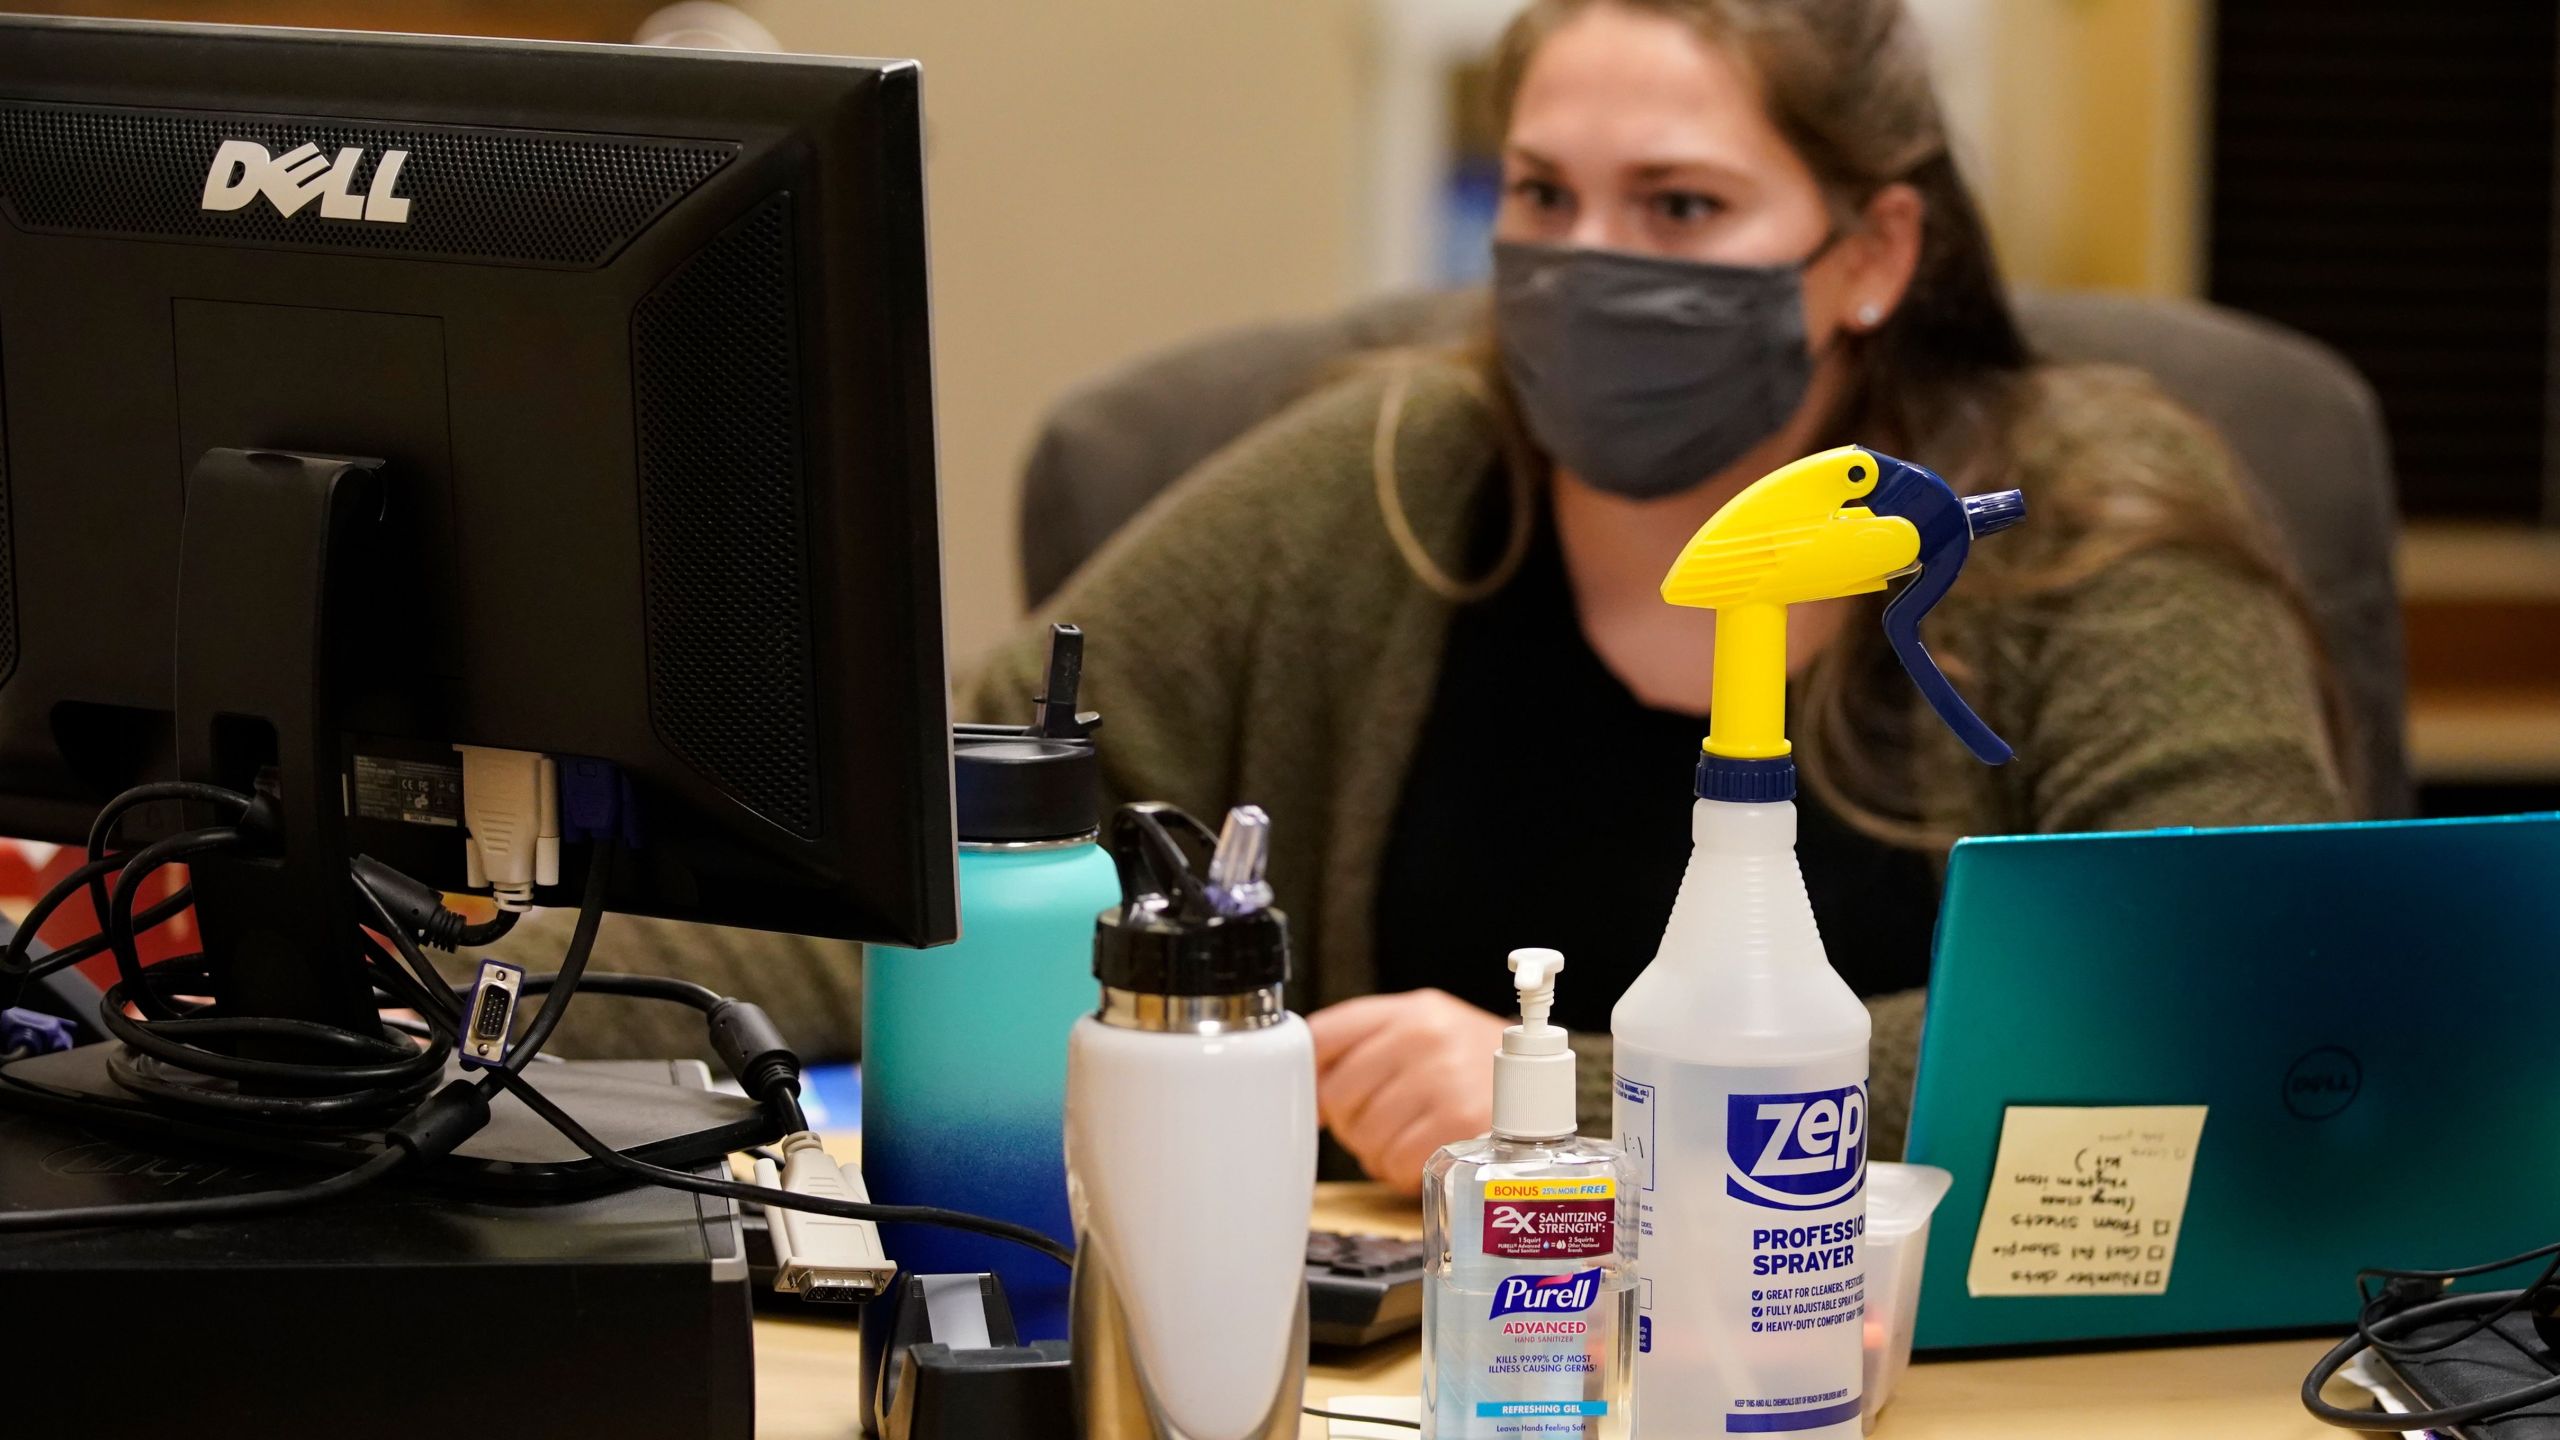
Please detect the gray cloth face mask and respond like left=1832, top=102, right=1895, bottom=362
left=1493, top=240, right=1818, bottom=500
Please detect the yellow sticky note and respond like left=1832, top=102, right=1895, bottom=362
left=1964, top=1105, right=2208, bottom=1298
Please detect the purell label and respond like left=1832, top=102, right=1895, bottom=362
left=1483, top=1177, right=1616, bottom=1261
left=1487, top=1267, right=1603, bottom=1319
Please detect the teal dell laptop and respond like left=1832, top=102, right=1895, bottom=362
left=1904, top=812, right=2560, bottom=1351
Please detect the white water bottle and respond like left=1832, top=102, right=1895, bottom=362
left=1067, top=803, right=1315, bottom=1440
left=1613, top=797, right=1870, bottom=1438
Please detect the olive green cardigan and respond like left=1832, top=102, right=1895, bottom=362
left=497, top=356, right=2345, bottom=1162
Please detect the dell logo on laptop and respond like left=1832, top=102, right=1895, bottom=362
left=2282, top=1045, right=2362, bottom=1121
left=199, top=140, right=415, bottom=224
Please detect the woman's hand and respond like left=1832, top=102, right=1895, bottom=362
left=1308, top=988, right=1508, bottom=1194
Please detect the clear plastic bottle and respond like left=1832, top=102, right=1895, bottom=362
left=1618, top=446, right=2026, bottom=1436
left=1613, top=797, right=1870, bottom=1438
left=1422, top=950, right=1637, bottom=1440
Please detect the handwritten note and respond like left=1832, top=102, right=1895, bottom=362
left=1964, top=1105, right=2208, bottom=1298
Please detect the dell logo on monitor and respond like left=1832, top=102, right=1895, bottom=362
left=199, top=140, right=414, bottom=224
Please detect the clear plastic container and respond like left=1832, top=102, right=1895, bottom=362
left=1860, top=1161, right=1954, bottom=1432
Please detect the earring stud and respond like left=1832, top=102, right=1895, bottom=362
left=1856, top=302, right=1884, bottom=329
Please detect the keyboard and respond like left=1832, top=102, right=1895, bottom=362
left=1305, top=1230, right=1428, bottom=1349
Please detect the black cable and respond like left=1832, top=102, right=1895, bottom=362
left=95, top=955, right=445, bottom=1106
left=2302, top=1286, right=2560, bottom=1429
left=104, top=825, right=241, bottom=1022
left=2356, top=1250, right=2560, bottom=1361
left=104, top=1053, right=427, bottom=1124
left=1301, top=1408, right=1421, bottom=1431
left=352, top=953, right=549, bottom=1063
left=450, top=908, right=520, bottom=950
left=502, top=967, right=806, bottom=1131
left=768, top=1087, right=809, bottom=1136
left=75, top=825, right=450, bottom=1126
left=2359, top=1239, right=2560, bottom=1301
left=484, top=839, right=614, bottom=1080
left=100, top=1007, right=435, bottom=1079
left=80, top=782, right=250, bottom=1014
left=23, top=806, right=618, bottom=1133
left=0, top=1145, right=405, bottom=1234
left=351, top=854, right=527, bottom=953
left=3, top=850, right=130, bottom=976
left=83, top=781, right=253, bottom=848
left=6, top=781, right=1066, bottom=1291
left=517, top=970, right=723, bottom=1012
left=362, top=941, right=453, bottom=1023
left=376, top=1012, right=439, bottom=1043
left=494, top=1067, right=1076, bottom=1267
left=353, top=879, right=463, bottom=1026
left=18, top=886, right=196, bottom=981
left=2352, top=1241, right=2560, bottom=1364
left=0, top=1065, right=380, bottom=1165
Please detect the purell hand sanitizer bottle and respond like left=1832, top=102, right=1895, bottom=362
left=1616, top=448, right=2023, bottom=1436
left=1422, top=949, right=1636, bottom=1439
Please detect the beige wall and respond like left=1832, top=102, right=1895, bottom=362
left=1975, top=0, right=2208, bottom=298
left=748, top=0, right=1372, bottom=673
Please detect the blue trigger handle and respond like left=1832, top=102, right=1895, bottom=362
left=1862, top=453, right=2024, bottom=766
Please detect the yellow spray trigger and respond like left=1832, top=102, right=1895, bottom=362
left=1660, top=446, right=1921, bottom=760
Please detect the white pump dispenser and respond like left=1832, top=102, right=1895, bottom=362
left=1492, top=947, right=1573, bottom=1140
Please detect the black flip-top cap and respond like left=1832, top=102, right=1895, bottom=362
left=952, top=732, right=1097, bottom=842
left=954, top=623, right=1102, bottom=843
left=1093, top=803, right=1289, bottom=996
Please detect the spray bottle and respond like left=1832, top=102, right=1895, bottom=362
left=1612, top=446, right=2021, bottom=1436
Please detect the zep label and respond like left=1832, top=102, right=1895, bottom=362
left=1616, top=1050, right=1868, bottom=1436
left=1726, top=1085, right=1867, bottom=1210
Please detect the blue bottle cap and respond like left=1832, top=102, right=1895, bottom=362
left=1695, top=753, right=1797, bottom=804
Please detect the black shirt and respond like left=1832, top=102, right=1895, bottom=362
left=1374, top=503, right=1941, bottom=1031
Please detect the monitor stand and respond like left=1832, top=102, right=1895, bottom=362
left=0, top=447, right=781, bottom=1193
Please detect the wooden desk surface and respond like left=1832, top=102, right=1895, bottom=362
left=753, top=1181, right=2345, bottom=1439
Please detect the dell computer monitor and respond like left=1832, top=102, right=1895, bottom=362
left=0, top=16, right=959, bottom=1020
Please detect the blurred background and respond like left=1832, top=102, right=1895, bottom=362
left=13, top=0, right=2557, bottom=830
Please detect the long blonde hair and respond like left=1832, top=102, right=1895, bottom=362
left=1462, top=0, right=2350, bottom=841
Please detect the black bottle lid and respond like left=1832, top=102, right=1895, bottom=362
left=953, top=624, right=1101, bottom=843
left=1094, top=803, right=1290, bottom=997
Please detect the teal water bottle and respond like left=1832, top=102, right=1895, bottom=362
left=861, top=624, right=1115, bottom=1340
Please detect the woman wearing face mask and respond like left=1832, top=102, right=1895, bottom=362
left=961, top=0, right=2349, bottom=1191
left=510, top=0, right=2344, bottom=1178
